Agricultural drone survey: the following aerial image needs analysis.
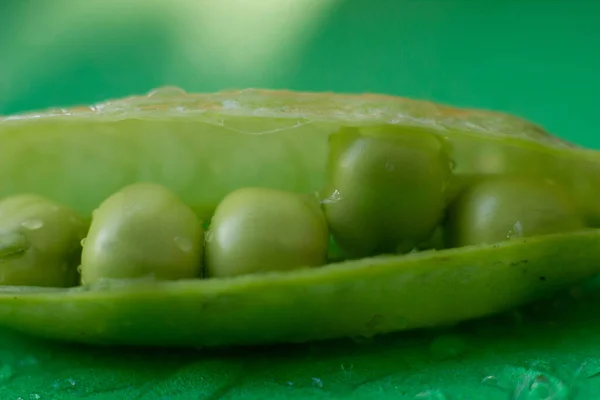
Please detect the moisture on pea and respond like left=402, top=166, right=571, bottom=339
left=79, top=183, right=204, bottom=284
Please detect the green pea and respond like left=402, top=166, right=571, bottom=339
left=446, top=177, right=585, bottom=247
left=0, top=194, right=87, bottom=287
left=205, top=187, right=329, bottom=278
left=321, top=126, right=452, bottom=258
left=80, top=183, right=203, bottom=284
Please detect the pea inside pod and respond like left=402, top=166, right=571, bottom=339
left=321, top=126, right=452, bottom=258
left=0, top=89, right=599, bottom=348
left=80, top=183, right=204, bottom=284
left=205, top=187, right=329, bottom=278
left=446, top=176, right=585, bottom=247
left=0, top=194, right=87, bottom=287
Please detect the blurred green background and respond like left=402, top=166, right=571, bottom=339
left=1, top=0, right=599, bottom=147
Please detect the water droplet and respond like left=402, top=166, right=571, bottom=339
left=321, top=190, right=342, bottom=204
left=429, top=334, right=469, bottom=360
left=311, top=377, right=323, bottom=389
left=147, top=86, right=186, bottom=97
left=481, top=375, right=504, bottom=390
left=513, top=221, right=523, bottom=236
left=414, top=389, right=447, bottom=399
left=286, top=381, right=294, bottom=387
left=21, top=219, right=43, bottom=230
left=174, top=236, right=193, bottom=252
left=80, top=238, right=86, bottom=247
left=29, top=394, right=41, bottom=400
left=507, top=221, right=524, bottom=239
left=52, top=377, right=77, bottom=390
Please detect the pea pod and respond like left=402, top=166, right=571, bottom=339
left=0, top=87, right=600, bottom=347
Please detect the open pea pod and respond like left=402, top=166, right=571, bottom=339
left=1, top=87, right=600, bottom=347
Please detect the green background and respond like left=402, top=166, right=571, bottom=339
left=1, top=0, right=600, bottom=398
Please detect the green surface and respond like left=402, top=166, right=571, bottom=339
left=1, top=0, right=600, bottom=398
left=3, top=288, right=600, bottom=400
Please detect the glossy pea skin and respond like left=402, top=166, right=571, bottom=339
left=0, top=194, right=87, bottom=287
left=446, top=177, right=585, bottom=247
left=205, top=188, right=329, bottom=278
left=321, top=126, right=452, bottom=258
left=80, top=183, right=203, bottom=284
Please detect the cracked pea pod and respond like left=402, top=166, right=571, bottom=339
left=0, top=88, right=599, bottom=347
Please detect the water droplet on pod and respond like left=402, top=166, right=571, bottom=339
left=506, top=221, right=523, bottom=239
left=52, top=377, right=77, bottom=390
left=147, top=86, right=186, bottom=97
